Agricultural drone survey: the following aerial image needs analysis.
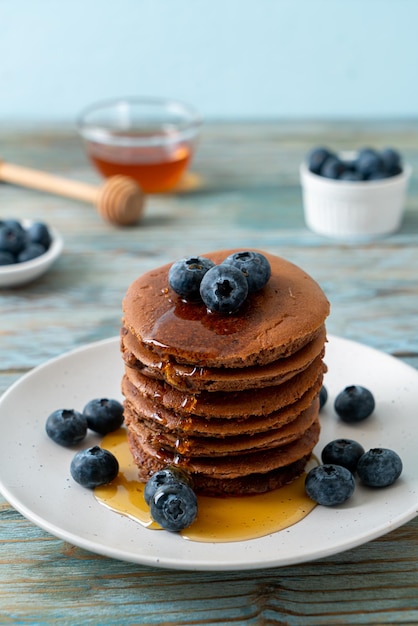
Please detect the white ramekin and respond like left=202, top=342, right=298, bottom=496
left=300, top=160, right=411, bottom=239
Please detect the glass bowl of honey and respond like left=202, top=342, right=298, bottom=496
left=77, top=97, right=202, bottom=193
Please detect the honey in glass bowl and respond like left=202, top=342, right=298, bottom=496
left=77, top=98, right=202, bottom=194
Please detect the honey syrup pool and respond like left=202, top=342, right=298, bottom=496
left=94, top=428, right=317, bottom=542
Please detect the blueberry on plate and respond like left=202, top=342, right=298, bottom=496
left=319, top=385, right=328, bottom=410
left=70, top=446, right=119, bottom=488
left=334, top=385, right=375, bottom=423
left=150, top=481, right=198, bottom=531
left=45, top=408, right=87, bottom=447
left=321, top=438, right=365, bottom=473
left=168, top=256, right=215, bottom=300
left=222, top=251, right=271, bottom=293
left=305, top=464, right=355, bottom=506
left=18, top=243, right=46, bottom=263
left=307, top=147, right=334, bottom=174
left=83, top=398, right=124, bottom=434
left=200, top=264, right=248, bottom=314
left=357, top=448, right=403, bottom=487
left=144, top=466, right=193, bottom=505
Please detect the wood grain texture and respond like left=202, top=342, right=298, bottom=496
left=1, top=121, right=418, bottom=625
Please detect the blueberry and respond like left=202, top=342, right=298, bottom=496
left=70, top=446, right=119, bottom=488
left=307, top=147, right=333, bottom=174
left=305, top=464, right=355, bottom=506
left=2, top=219, right=25, bottom=232
left=367, top=170, right=388, bottom=180
left=355, top=148, right=384, bottom=178
left=0, top=251, right=15, bottom=265
left=200, top=264, right=248, bottom=314
left=380, top=148, right=402, bottom=175
left=319, top=385, right=328, bottom=410
left=83, top=397, right=124, bottom=434
left=144, top=466, right=193, bottom=505
left=339, top=170, right=364, bottom=181
left=45, top=408, right=88, bottom=447
left=357, top=448, right=402, bottom=487
left=168, top=256, right=215, bottom=300
left=321, top=438, right=365, bottom=473
left=0, top=223, right=27, bottom=255
left=17, top=243, right=46, bottom=263
left=320, top=156, right=346, bottom=179
left=222, top=251, right=271, bottom=293
left=27, top=221, right=52, bottom=249
left=150, top=481, right=198, bottom=531
left=334, top=385, right=375, bottom=423
left=386, top=165, right=403, bottom=178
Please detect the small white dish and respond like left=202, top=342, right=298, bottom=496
left=300, top=156, right=412, bottom=240
left=0, top=221, right=63, bottom=288
left=0, top=335, right=417, bottom=571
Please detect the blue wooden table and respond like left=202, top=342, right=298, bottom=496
left=1, top=121, right=418, bottom=624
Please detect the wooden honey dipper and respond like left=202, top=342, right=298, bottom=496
left=0, top=160, right=145, bottom=226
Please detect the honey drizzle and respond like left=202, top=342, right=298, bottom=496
left=95, top=429, right=317, bottom=543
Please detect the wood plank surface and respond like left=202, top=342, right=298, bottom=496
left=1, top=121, right=418, bottom=625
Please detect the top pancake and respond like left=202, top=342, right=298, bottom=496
left=122, top=249, right=330, bottom=369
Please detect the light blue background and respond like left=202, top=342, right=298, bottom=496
left=1, top=0, right=417, bottom=123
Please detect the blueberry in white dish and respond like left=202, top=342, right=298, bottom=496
left=0, top=218, right=53, bottom=265
left=70, top=446, right=119, bottom=488
left=380, top=147, right=402, bottom=176
left=45, top=408, right=87, bottom=447
left=306, top=146, right=404, bottom=181
left=307, top=147, right=335, bottom=175
left=357, top=448, right=403, bottom=488
left=83, top=397, right=124, bottom=434
left=339, top=169, right=364, bottom=181
left=320, top=156, right=347, bottom=180
left=355, top=148, right=384, bottom=178
left=26, top=221, right=52, bottom=249
left=0, top=221, right=27, bottom=256
left=17, top=243, right=46, bottom=263
left=0, top=251, right=15, bottom=266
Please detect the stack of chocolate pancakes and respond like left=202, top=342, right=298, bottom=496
left=121, top=249, right=330, bottom=496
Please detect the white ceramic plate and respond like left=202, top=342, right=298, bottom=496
left=0, top=221, right=63, bottom=287
left=0, top=335, right=417, bottom=571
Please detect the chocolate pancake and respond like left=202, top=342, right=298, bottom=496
left=121, top=324, right=327, bottom=392
left=123, top=356, right=326, bottom=419
left=122, top=249, right=330, bottom=369
left=122, top=372, right=323, bottom=437
left=127, top=420, right=320, bottom=495
left=125, top=398, right=320, bottom=457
